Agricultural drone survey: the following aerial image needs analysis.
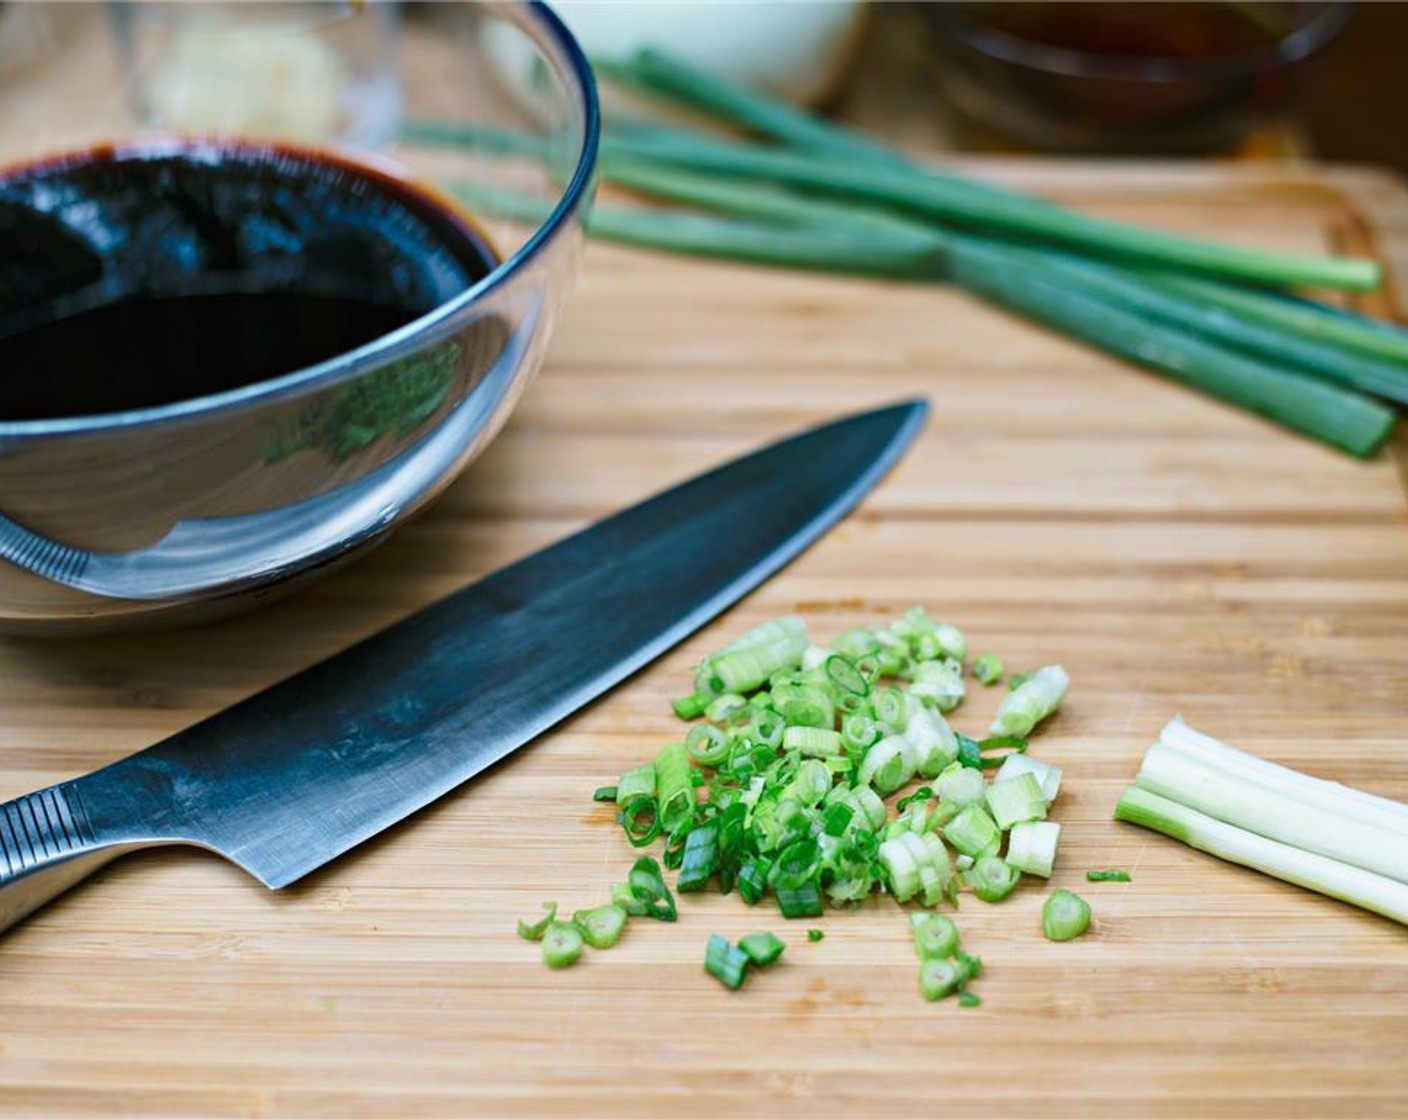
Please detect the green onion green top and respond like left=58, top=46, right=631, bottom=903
left=704, top=934, right=752, bottom=990
left=737, top=931, right=787, bottom=967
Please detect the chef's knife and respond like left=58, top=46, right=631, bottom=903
left=0, top=400, right=927, bottom=934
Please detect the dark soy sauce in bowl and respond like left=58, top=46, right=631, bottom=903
left=0, top=141, right=497, bottom=421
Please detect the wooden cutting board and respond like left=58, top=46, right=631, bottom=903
left=3, top=161, right=1407, bottom=1119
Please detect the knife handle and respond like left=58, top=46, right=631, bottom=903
left=0, top=782, right=144, bottom=933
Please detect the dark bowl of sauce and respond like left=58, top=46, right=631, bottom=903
left=0, top=5, right=598, bottom=633
left=926, top=1, right=1349, bottom=154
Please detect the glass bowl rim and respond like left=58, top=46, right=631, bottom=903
left=929, top=0, right=1351, bottom=83
left=0, top=0, right=600, bottom=439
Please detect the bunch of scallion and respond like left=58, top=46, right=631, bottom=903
left=403, top=49, right=1408, bottom=459
left=1116, top=717, right=1408, bottom=925
left=583, top=607, right=1087, bottom=1005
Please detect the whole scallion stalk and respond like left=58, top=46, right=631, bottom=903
left=1139, top=272, right=1408, bottom=367
left=1134, top=740, right=1408, bottom=883
left=601, top=157, right=1408, bottom=411
left=599, top=50, right=1379, bottom=291
left=949, top=243, right=1395, bottom=459
left=1158, top=717, right=1408, bottom=838
left=1116, top=786, right=1408, bottom=926
left=978, top=244, right=1408, bottom=407
left=447, top=179, right=945, bottom=279
left=414, top=133, right=1402, bottom=459
left=1117, top=721, right=1408, bottom=926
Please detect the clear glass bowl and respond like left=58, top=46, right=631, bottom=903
left=0, top=1, right=598, bottom=633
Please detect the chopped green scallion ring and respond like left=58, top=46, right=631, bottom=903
left=617, top=794, right=662, bottom=847
left=654, top=741, right=696, bottom=833
left=994, top=754, right=1062, bottom=803
left=895, top=786, right=935, bottom=812
left=918, top=958, right=963, bottom=1002
left=783, top=725, right=844, bottom=758
left=873, top=686, right=907, bottom=727
left=749, top=706, right=785, bottom=749
left=972, top=653, right=1003, bottom=686
left=685, top=723, right=730, bottom=766
left=936, top=763, right=987, bottom=807
left=776, top=880, right=823, bottom=919
left=822, top=801, right=856, bottom=837
left=592, top=786, right=618, bottom=803
left=615, top=763, right=656, bottom=804
left=572, top=904, right=628, bottom=949
left=676, top=823, right=721, bottom=892
left=944, top=805, right=1002, bottom=860
left=807, top=928, right=825, bottom=942
left=542, top=922, right=584, bottom=969
left=858, top=734, right=918, bottom=796
left=841, top=713, right=882, bottom=754
left=516, top=901, right=558, bottom=941
left=824, top=654, right=870, bottom=697
left=736, top=857, right=771, bottom=906
left=628, top=856, right=678, bottom=922
left=705, top=693, right=749, bottom=723
left=1086, top=869, right=1132, bottom=882
left=671, top=690, right=712, bottom=720
left=1042, top=889, right=1093, bottom=941
left=910, top=911, right=960, bottom=960
left=704, top=933, right=751, bottom=990
left=737, top=931, right=786, bottom=966
left=990, top=665, right=1070, bottom=737
left=967, top=856, right=1021, bottom=903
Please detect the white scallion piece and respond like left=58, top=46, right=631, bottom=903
left=1006, top=821, right=1061, bottom=878
left=994, top=753, right=1063, bottom=804
left=985, top=772, right=1047, bottom=831
left=990, top=664, right=1069, bottom=736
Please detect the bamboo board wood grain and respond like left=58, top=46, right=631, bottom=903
left=3, top=158, right=1408, bottom=1118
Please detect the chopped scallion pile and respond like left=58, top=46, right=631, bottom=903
left=577, top=609, right=1083, bottom=1004
left=519, top=610, right=1099, bottom=1000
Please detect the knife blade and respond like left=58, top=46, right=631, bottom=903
left=0, top=400, right=927, bottom=933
